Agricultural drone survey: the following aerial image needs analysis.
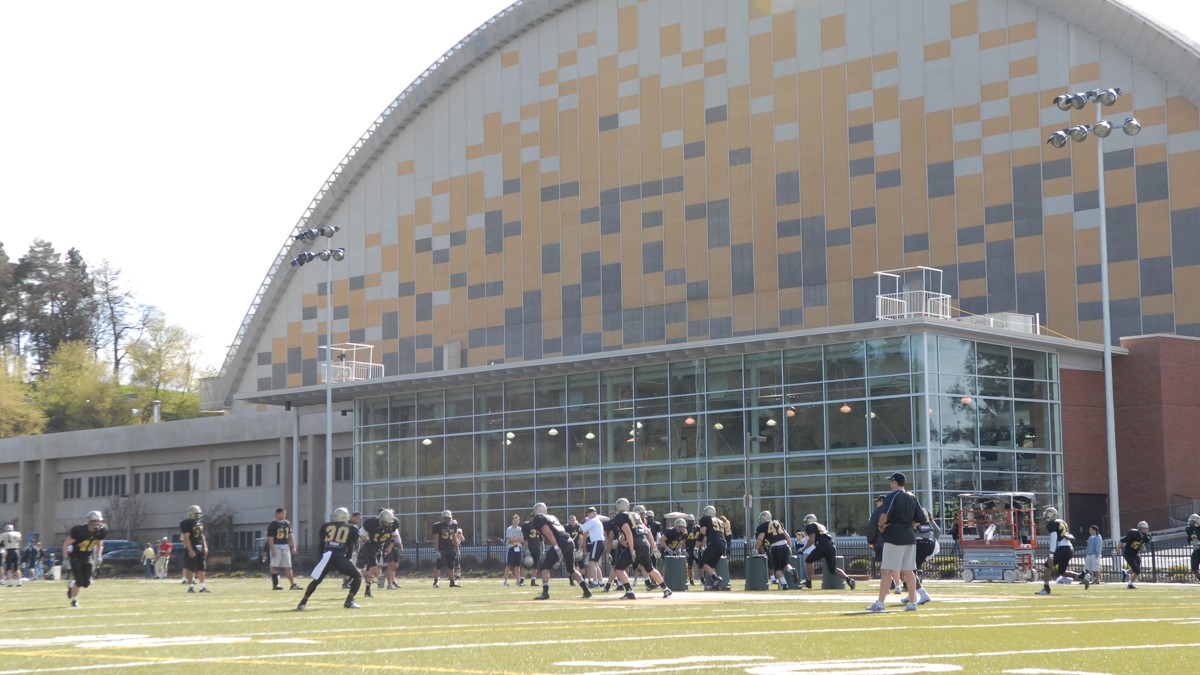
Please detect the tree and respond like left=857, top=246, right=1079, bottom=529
left=105, top=494, right=146, bottom=540
left=92, top=261, right=150, bottom=384
left=31, top=341, right=126, bottom=432
left=14, top=240, right=96, bottom=376
left=125, top=312, right=201, bottom=422
left=0, top=366, right=44, bottom=437
left=0, top=242, right=16, bottom=370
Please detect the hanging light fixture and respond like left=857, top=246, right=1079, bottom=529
left=422, top=438, right=432, bottom=446
left=786, top=407, right=796, bottom=418
left=840, top=403, right=852, bottom=414
left=585, top=431, right=596, bottom=440
left=766, top=418, right=777, bottom=427
left=548, top=428, right=559, bottom=436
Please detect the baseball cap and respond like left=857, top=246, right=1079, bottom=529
left=887, top=472, right=906, bottom=485
left=875, top=494, right=888, bottom=502
left=586, top=506, right=597, bottom=513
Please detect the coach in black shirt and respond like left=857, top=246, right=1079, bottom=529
left=867, top=472, right=926, bottom=612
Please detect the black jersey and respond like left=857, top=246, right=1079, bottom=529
left=645, top=517, right=662, bottom=541
left=530, top=513, right=571, bottom=548
left=1046, top=519, right=1071, bottom=548
left=564, top=520, right=583, bottom=546
left=363, top=517, right=399, bottom=546
left=180, top=517, right=206, bottom=551
left=432, top=520, right=459, bottom=550
left=1121, top=528, right=1152, bottom=555
left=611, top=512, right=649, bottom=547
left=266, top=519, right=293, bottom=546
left=699, top=515, right=726, bottom=546
left=804, top=522, right=832, bottom=544
left=662, top=528, right=687, bottom=552
left=318, top=519, right=360, bottom=554
left=758, top=520, right=791, bottom=547
left=522, top=519, right=543, bottom=553
left=1187, top=524, right=1200, bottom=549
left=66, top=523, right=107, bottom=560
left=685, top=523, right=700, bottom=549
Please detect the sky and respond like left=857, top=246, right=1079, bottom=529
left=0, top=1, right=1197, bottom=374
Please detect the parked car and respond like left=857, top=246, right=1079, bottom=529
left=99, top=547, right=146, bottom=570
left=100, top=539, right=142, bottom=553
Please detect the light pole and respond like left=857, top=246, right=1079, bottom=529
left=291, top=226, right=345, bottom=521
left=745, top=433, right=767, bottom=548
left=1046, top=88, right=1140, bottom=544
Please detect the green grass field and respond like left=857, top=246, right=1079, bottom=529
left=1, top=574, right=1196, bottom=674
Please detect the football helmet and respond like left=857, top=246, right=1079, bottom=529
left=3, top=524, right=11, bottom=532
left=633, top=504, right=646, bottom=516
left=161, top=536, right=169, bottom=542
left=645, top=510, right=655, bottom=520
left=86, top=510, right=104, bottom=523
left=441, top=510, right=453, bottom=520
left=522, top=555, right=534, bottom=568
left=378, top=509, right=396, bottom=524
left=702, top=505, right=716, bottom=517
left=803, top=513, right=818, bottom=525
left=674, top=518, right=687, bottom=529
left=1137, top=520, right=1149, bottom=531
left=1189, top=513, right=1200, bottom=526
left=332, top=507, right=351, bottom=523
left=759, top=510, right=772, bottom=523
left=615, top=498, right=630, bottom=512
left=532, top=502, right=548, bottom=516
left=186, top=505, right=203, bottom=519
left=1043, top=507, right=1059, bottom=521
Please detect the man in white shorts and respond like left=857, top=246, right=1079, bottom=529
left=579, top=506, right=606, bottom=587
left=266, top=507, right=301, bottom=591
left=869, top=472, right=926, bottom=612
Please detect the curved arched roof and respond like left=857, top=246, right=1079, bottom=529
left=202, top=0, right=1200, bottom=410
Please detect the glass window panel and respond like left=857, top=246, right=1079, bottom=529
left=601, top=421, right=635, bottom=465
left=937, top=470, right=976, bottom=493
left=785, top=404, right=825, bottom=452
left=536, top=375, right=566, bottom=407
left=940, top=448, right=978, bottom=471
left=978, top=398, right=1014, bottom=448
left=1016, top=452, right=1053, bottom=474
left=669, top=359, right=703, bottom=396
left=1012, top=348, right=1048, bottom=379
left=936, top=336, right=975, bottom=374
left=869, top=449, right=914, bottom=477
left=445, top=478, right=472, bottom=495
left=1016, top=472, right=1052, bottom=496
left=476, top=477, right=504, bottom=495
left=978, top=377, right=1011, bottom=397
left=444, top=436, right=472, bottom=474
left=607, top=467, right=635, bottom=488
left=536, top=427, right=567, bottom=469
left=1014, top=379, right=1049, bottom=400
left=1013, top=402, right=1049, bottom=449
left=785, top=456, right=826, bottom=495
left=784, top=345, right=824, bottom=384
left=748, top=409, right=783, bottom=455
left=829, top=471, right=870, bottom=495
left=637, top=465, right=670, bottom=485
left=745, top=351, right=782, bottom=389
left=783, top=382, right=823, bottom=405
left=569, top=426, right=601, bottom=467
left=786, top=496, right=826, bottom=531
left=827, top=378, right=866, bottom=402
left=504, top=432, right=533, bottom=472
left=676, top=419, right=704, bottom=461
left=707, top=414, right=744, bottom=458
left=600, top=368, right=634, bottom=402
left=637, top=397, right=669, bottom=417
left=418, top=436, right=444, bottom=476
left=828, top=494, right=870, bottom=536
left=568, top=466, right=601, bottom=490
left=389, top=395, right=416, bottom=439
left=634, top=363, right=670, bottom=398
left=979, top=450, right=1015, bottom=474
left=869, top=398, right=912, bottom=447
left=825, top=342, right=865, bottom=379
left=937, top=395, right=977, bottom=446
left=866, top=336, right=910, bottom=376
left=976, top=343, right=1011, bottom=377
left=568, top=372, right=599, bottom=403
left=827, top=451, right=867, bottom=473
left=636, top=418, right=670, bottom=462
left=506, top=475, right=533, bottom=494
left=706, top=355, right=744, bottom=392
left=827, top=402, right=867, bottom=449
left=473, top=434, right=503, bottom=474
left=868, top=374, right=911, bottom=397
left=394, top=440, right=416, bottom=479
left=361, top=397, right=390, bottom=427
left=706, top=388, right=743, bottom=410
left=534, top=472, right=566, bottom=507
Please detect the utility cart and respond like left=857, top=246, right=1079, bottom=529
left=956, top=491, right=1037, bottom=582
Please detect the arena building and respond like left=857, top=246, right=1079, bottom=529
left=3, top=0, right=1200, bottom=549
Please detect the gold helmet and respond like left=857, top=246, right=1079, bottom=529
left=86, top=510, right=104, bottom=523
left=759, top=510, right=772, bottom=523
left=186, top=505, right=202, bottom=519
left=1043, top=507, right=1059, bottom=521
left=441, top=510, right=453, bottom=521
left=702, top=505, right=716, bottom=517
left=332, top=507, right=351, bottom=523
left=674, top=518, right=687, bottom=529
left=803, top=513, right=818, bottom=525
left=633, top=504, right=646, bottom=516
left=378, top=509, right=396, bottom=524
left=615, top=498, right=630, bottom=512
left=532, top=502, right=548, bottom=516
left=1137, top=520, right=1149, bottom=531
left=1189, top=513, right=1200, bottom=527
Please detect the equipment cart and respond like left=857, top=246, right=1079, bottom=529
left=956, top=491, right=1037, bottom=582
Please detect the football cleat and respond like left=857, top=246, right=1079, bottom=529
left=364, top=587, right=373, bottom=598
left=847, top=577, right=856, bottom=591
left=344, top=599, right=361, bottom=609
left=295, top=601, right=306, bottom=611
left=1035, top=588, right=1051, bottom=595
left=581, top=585, right=592, bottom=599
left=187, top=587, right=195, bottom=593
left=71, top=599, right=79, bottom=608
left=905, top=602, right=917, bottom=611
left=662, top=587, right=672, bottom=599
left=621, top=591, right=636, bottom=600
left=866, top=601, right=885, bottom=612
left=290, top=584, right=302, bottom=591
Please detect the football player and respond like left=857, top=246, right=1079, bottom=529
left=431, top=510, right=461, bottom=587
left=1035, top=506, right=1088, bottom=594
left=63, top=511, right=107, bottom=607
left=684, top=515, right=700, bottom=586
left=529, top=503, right=591, bottom=600
left=297, top=507, right=363, bottom=610
left=180, top=505, right=210, bottom=593
left=660, top=518, right=688, bottom=557
left=697, top=505, right=727, bottom=590
left=800, top=514, right=856, bottom=590
left=1187, top=513, right=1200, bottom=583
left=266, top=507, right=301, bottom=591
left=359, top=509, right=399, bottom=597
left=755, top=511, right=798, bottom=590
left=1119, top=520, right=1153, bottom=589
left=1, top=524, right=22, bottom=587
left=564, top=514, right=584, bottom=582
left=521, top=515, right=543, bottom=587
left=608, top=498, right=671, bottom=599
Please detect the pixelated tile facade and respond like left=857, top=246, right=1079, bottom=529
left=260, top=0, right=1200, bottom=390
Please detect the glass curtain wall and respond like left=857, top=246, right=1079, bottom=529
left=354, top=333, right=1061, bottom=545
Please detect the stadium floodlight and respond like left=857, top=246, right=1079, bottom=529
left=1046, top=131, right=1068, bottom=148
left=1122, top=118, right=1141, bottom=136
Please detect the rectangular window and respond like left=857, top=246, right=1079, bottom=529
left=134, top=473, right=141, bottom=494
left=246, top=463, right=262, bottom=487
left=334, top=456, right=353, bottom=481
left=0, top=484, right=7, bottom=503
left=11, top=482, right=16, bottom=503
left=173, top=469, right=191, bottom=492
left=302, top=459, right=308, bottom=484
